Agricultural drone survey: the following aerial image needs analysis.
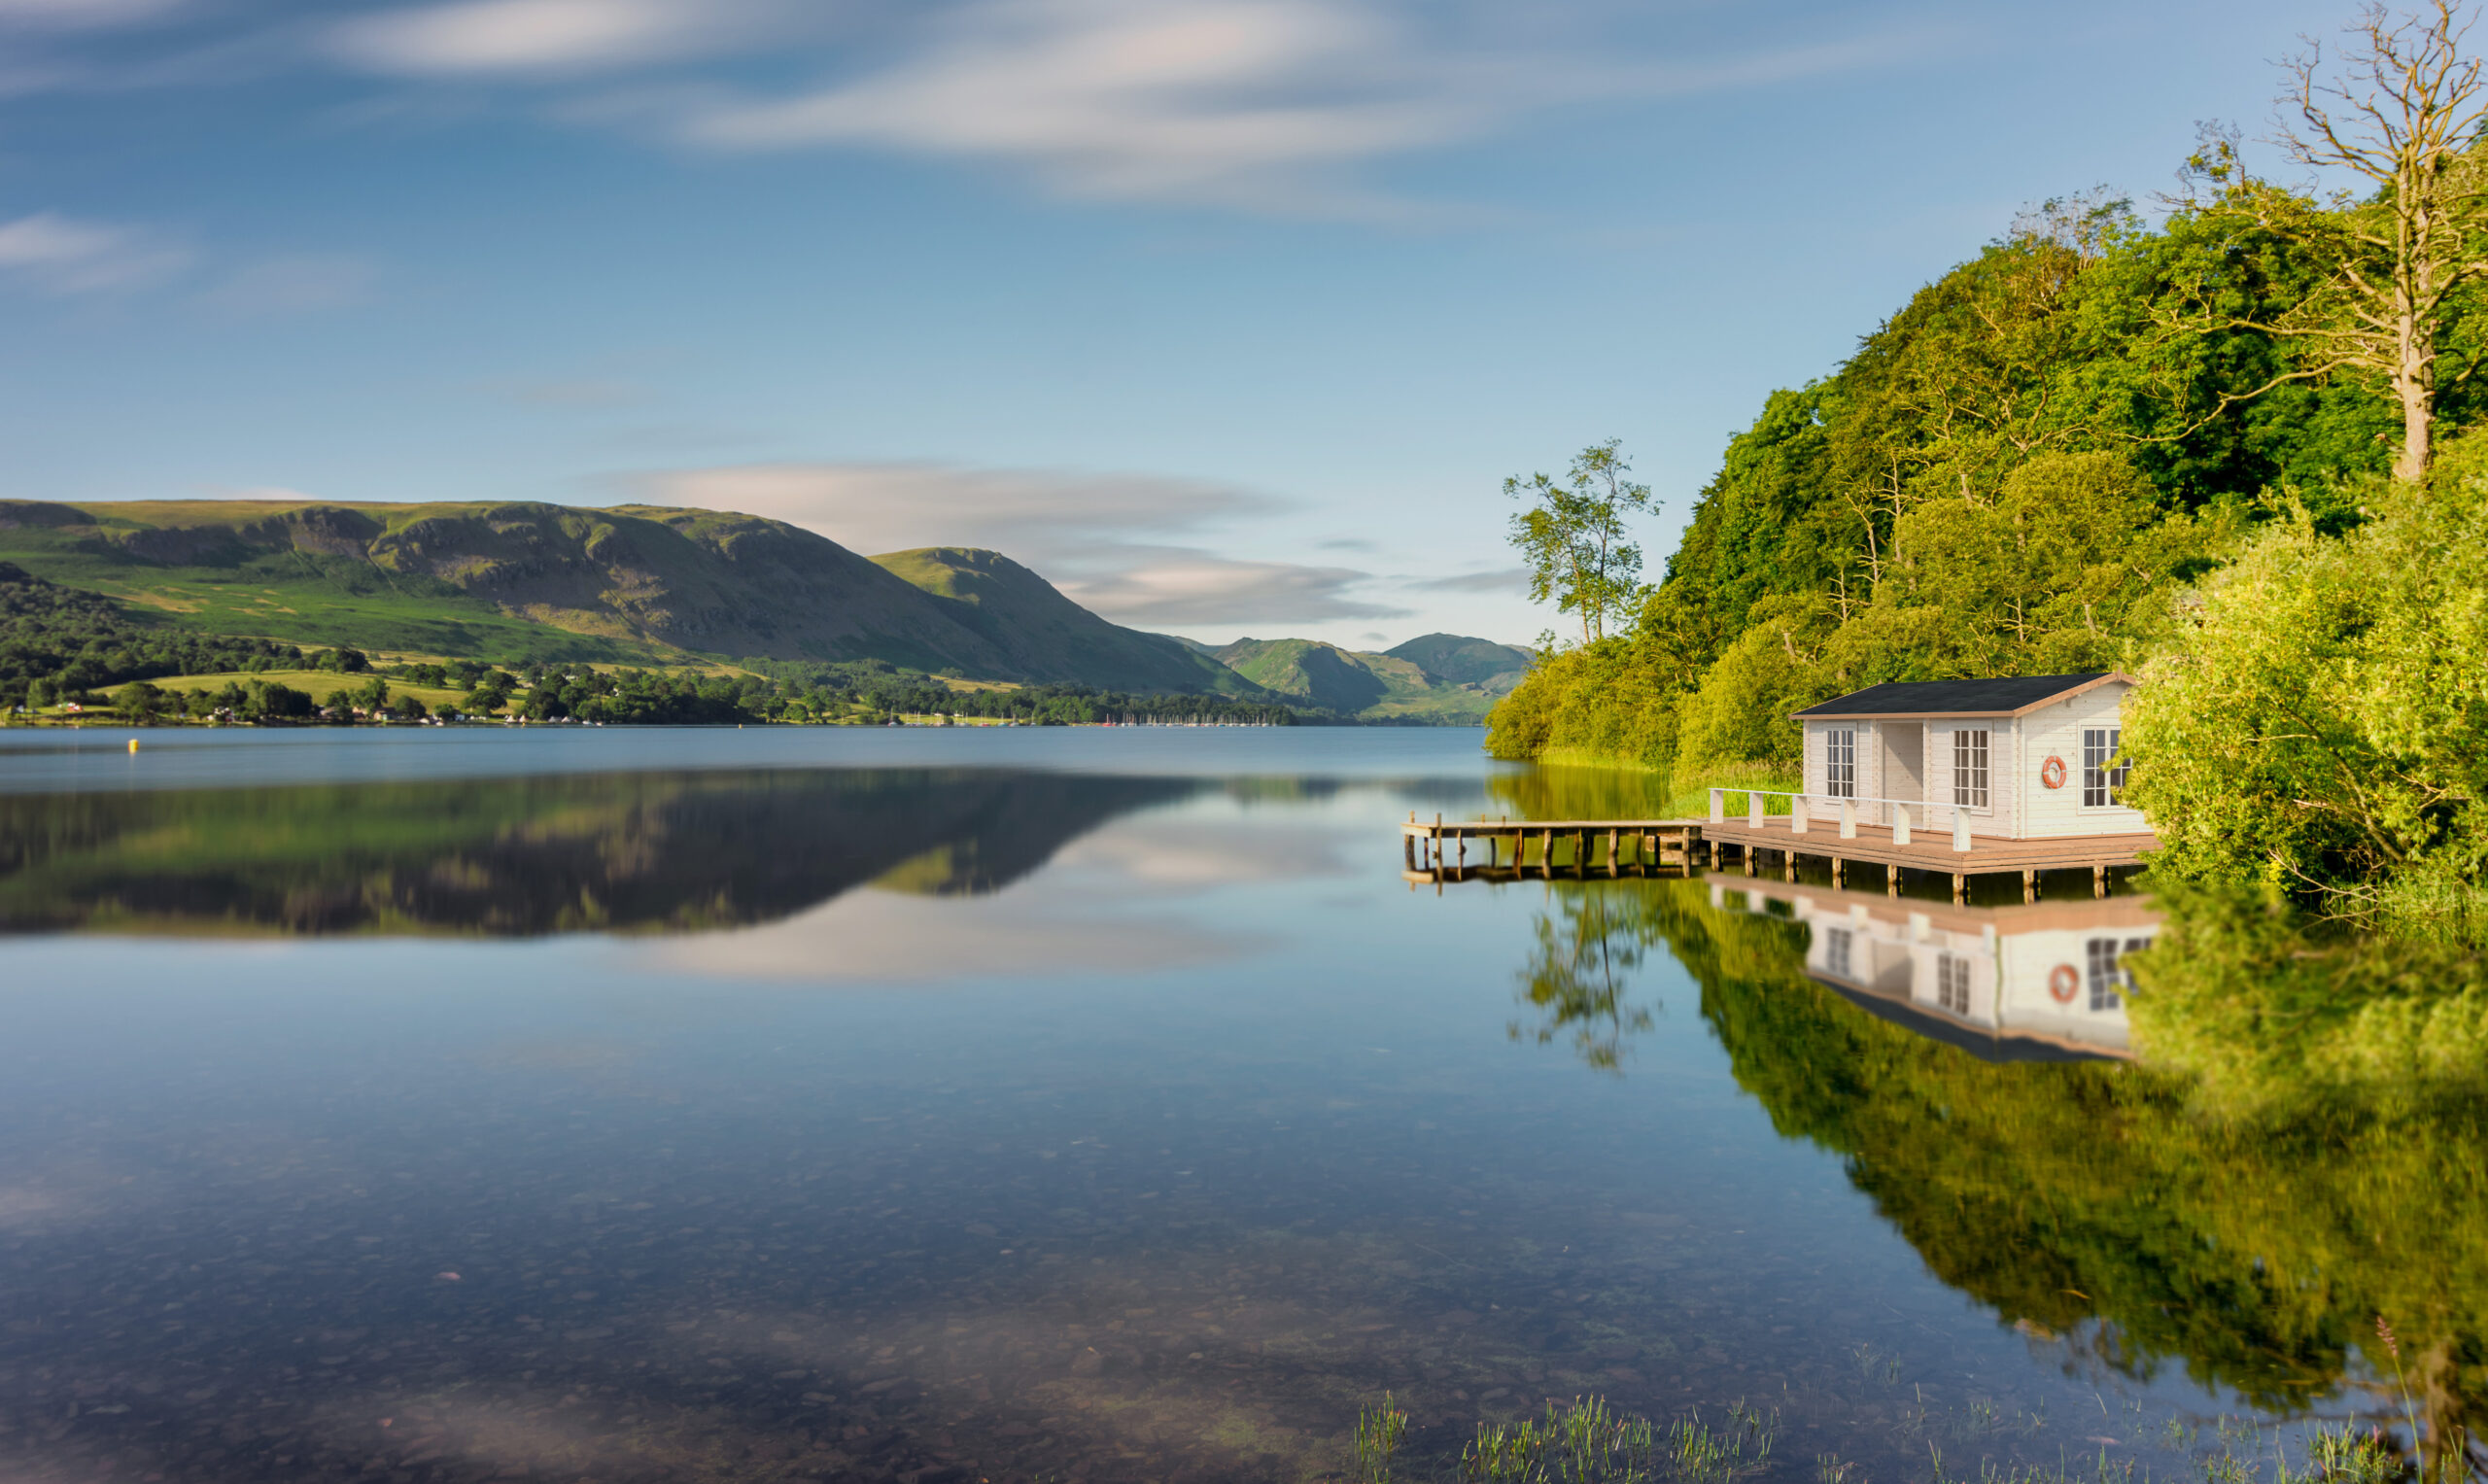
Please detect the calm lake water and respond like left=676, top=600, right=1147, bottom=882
left=0, top=728, right=2456, bottom=1483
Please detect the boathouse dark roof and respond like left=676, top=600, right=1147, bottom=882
left=1791, top=673, right=2135, bottom=721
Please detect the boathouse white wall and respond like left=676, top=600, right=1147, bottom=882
left=1797, top=679, right=2147, bottom=842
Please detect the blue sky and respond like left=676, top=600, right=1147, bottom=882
left=0, top=0, right=2349, bottom=647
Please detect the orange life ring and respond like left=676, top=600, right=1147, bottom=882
left=2040, top=755, right=2068, bottom=790
left=2048, top=964, right=2080, bottom=1003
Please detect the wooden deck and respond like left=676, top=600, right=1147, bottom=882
left=1400, top=817, right=1701, bottom=876
left=1400, top=812, right=2155, bottom=902
left=1703, top=815, right=2154, bottom=899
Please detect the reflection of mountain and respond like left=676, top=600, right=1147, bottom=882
left=1509, top=877, right=2488, bottom=1475
left=0, top=770, right=1196, bottom=937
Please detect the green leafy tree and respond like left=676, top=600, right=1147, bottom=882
left=242, top=680, right=315, bottom=721
left=2169, top=0, right=2488, bottom=481
left=1505, top=439, right=1655, bottom=645
left=115, top=680, right=167, bottom=724
left=2125, top=467, right=2488, bottom=939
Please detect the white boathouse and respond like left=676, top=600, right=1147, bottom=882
left=1790, top=673, right=2143, bottom=841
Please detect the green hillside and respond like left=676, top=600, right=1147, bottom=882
left=1384, top=633, right=1533, bottom=692
left=868, top=547, right=1264, bottom=696
left=1213, top=637, right=1501, bottom=722
left=0, top=500, right=1253, bottom=693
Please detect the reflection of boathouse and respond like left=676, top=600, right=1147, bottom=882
left=1710, top=879, right=2155, bottom=1059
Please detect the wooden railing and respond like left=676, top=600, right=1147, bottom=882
left=1710, top=786, right=1978, bottom=853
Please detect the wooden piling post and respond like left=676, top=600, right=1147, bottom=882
left=1783, top=849, right=1797, bottom=882
left=1744, top=846, right=1756, bottom=879
left=1951, top=873, right=1966, bottom=905
left=1832, top=856, right=1844, bottom=889
left=2022, top=869, right=2038, bottom=905
left=2093, top=864, right=2107, bottom=899
left=1887, top=862, right=1901, bottom=898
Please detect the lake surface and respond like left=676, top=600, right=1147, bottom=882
left=0, top=728, right=2460, bottom=1484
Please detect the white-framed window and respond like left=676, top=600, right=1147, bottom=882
left=1824, top=927, right=1852, bottom=979
left=2084, top=936, right=2149, bottom=1011
left=2082, top=727, right=2129, bottom=807
left=1936, top=952, right=1972, bottom=1015
left=1952, top=729, right=1989, bottom=810
left=1825, top=728, right=1855, bottom=799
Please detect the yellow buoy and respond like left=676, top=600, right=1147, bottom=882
left=128, top=738, right=139, bottom=753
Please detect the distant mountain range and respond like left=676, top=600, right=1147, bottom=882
left=1213, top=635, right=1533, bottom=721
left=0, top=498, right=1530, bottom=719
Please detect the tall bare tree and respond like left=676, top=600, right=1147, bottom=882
left=2178, top=0, right=2488, bottom=482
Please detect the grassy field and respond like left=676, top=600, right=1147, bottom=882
left=893, top=712, right=1018, bottom=726
left=106, top=671, right=474, bottom=710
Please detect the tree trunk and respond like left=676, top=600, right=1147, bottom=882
left=2396, top=294, right=2434, bottom=484
left=2397, top=376, right=2432, bottom=483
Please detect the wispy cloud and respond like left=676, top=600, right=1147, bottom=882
left=631, top=458, right=1400, bottom=628
left=0, top=0, right=182, bottom=31
left=1408, top=566, right=1528, bottom=594
left=0, top=210, right=189, bottom=293
left=1053, top=547, right=1403, bottom=626
left=328, top=0, right=812, bottom=77
left=675, top=0, right=1472, bottom=213
left=195, top=253, right=376, bottom=317
left=635, top=458, right=1281, bottom=552
left=308, top=0, right=1941, bottom=215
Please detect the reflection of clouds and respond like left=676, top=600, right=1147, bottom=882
left=640, top=884, right=1239, bottom=983
left=0, top=1155, right=162, bottom=1234
left=0, top=1183, right=76, bottom=1229
left=305, top=1387, right=721, bottom=1483
left=1049, top=815, right=1352, bottom=890
left=633, top=808, right=1359, bottom=982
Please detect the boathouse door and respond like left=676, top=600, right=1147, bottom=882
left=1881, top=723, right=1924, bottom=806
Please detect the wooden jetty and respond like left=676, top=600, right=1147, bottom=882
left=1400, top=811, right=2151, bottom=902
left=1401, top=814, right=1701, bottom=884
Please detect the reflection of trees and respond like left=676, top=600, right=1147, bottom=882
left=1487, top=766, right=1676, bottom=824
left=0, top=770, right=1196, bottom=937
left=1512, top=878, right=2488, bottom=1479
left=1511, top=886, right=1661, bottom=1072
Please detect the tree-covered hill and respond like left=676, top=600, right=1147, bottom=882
left=1486, top=158, right=2488, bottom=936
left=1488, top=192, right=2403, bottom=769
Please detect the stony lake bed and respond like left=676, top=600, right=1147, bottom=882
left=0, top=728, right=2465, bottom=1483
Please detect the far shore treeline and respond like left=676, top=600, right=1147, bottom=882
left=1487, top=4, right=2488, bottom=949
left=0, top=569, right=1313, bottom=728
